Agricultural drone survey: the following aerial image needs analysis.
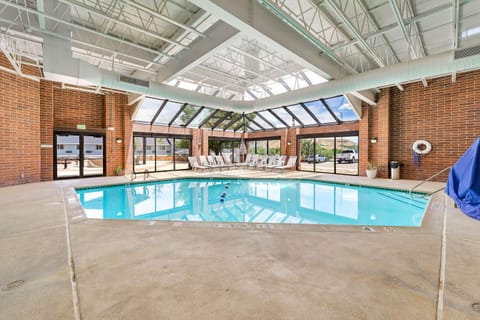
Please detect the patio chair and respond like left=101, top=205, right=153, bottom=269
left=235, top=154, right=252, bottom=168
left=215, top=155, right=233, bottom=169
left=207, top=155, right=221, bottom=170
left=199, top=155, right=214, bottom=169
left=255, top=155, right=269, bottom=169
left=248, top=154, right=259, bottom=169
left=188, top=156, right=209, bottom=171
left=267, top=155, right=286, bottom=169
left=222, top=154, right=238, bottom=168
left=274, top=156, right=297, bottom=171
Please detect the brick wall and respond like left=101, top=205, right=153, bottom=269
left=368, top=89, right=390, bottom=178
left=0, top=71, right=41, bottom=187
left=40, top=80, right=54, bottom=181
left=387, top=71, right=480, bottom=181
left=53, top=87, right=105, bottom=129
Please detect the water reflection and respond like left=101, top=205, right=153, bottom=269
left=77, top=179, right=428, bottom=226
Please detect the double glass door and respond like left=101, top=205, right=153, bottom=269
left=55, top=132, right=105, bottom=179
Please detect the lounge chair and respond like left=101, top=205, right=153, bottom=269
left=255, top=155, right=269, bottom=169
left=248, top=154, right=259, bottom=169
left=235, top=154, right=252, bottom=168
left=215, top=155, right=233, bottom=169
left=274, top=156, right=297, bottom=171
left=222, top=154, right=238, bottom=168
left=207, top=155, right=222, bottom=170
left=188, top=156, right=209, bottom=171
left=267, top=155, right=286, bottom=169
left=199, top=155, right=214, bottom=169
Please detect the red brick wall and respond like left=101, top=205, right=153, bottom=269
left=0, top=71, right=41, bottom=187
left=368, top=89, right=390, bottom=178
left=389, top=71, right=480, bottom=181
left=40, top=80, right=54, bottom=181
left=53, top=87, right=104, bottom=129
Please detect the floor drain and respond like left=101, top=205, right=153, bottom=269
left=472, top=303, right=480, bottom=312
left=1, top=280, right=24, bottom=292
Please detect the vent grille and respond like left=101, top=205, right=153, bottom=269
left=119, top=75, right=149, bottom=87
left=454, top=45, right=480, bottom=59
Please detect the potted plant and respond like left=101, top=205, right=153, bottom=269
left=366, top=161, right=379, bottom=179
left=114, top=165, right=124, bottom=176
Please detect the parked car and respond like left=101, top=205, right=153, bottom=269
left=336, top=149, right=357, bottom=163
left=307, top=154, right=326, bottom=163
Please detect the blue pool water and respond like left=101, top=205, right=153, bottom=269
left=76, top=178, right=430, bottom=227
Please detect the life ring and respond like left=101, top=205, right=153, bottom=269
left=412, top=140, right=432, bottom=155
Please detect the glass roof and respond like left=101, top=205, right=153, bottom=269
left=258, top=111, right=287, bottom=128
left=153, top=101, right=183, bottom=125
left=286, top=104, right=317, bottom=126
left=303, top=100, right=336, bottom=124
left=132, top=94, right=359, bottom=131
left=324, top=96, right=359, bottom=122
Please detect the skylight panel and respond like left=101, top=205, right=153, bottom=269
left=324, top=96, right=359, bottom=121
left=303, top=100, right=336, bottom=124
left=133, top=97, right=162, bottom=122
left=153, top=101, right=183, bottom=125
left=286, top=104, right=317, bottom=126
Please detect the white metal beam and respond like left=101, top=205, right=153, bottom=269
left=155, top=21, right=240, bottom=82
left=344, top=93, right=363, bottom=119
left=188, top=0, right=377, bottom=105
left=452, top=0, right=460, bottom=83
left=188, top=0, right=346, bottom=80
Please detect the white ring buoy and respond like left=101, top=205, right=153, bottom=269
left=412, top=140, right=432, bottom=155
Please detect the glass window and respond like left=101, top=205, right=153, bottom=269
left=315, top=137, right=335, bottom=173
left=204, top=110, right=230, bottom=129
left=153, top=101, right=183, bottom=125
left=286, top=104, right=317, bottom=126
left=256, top=140, right=267, bottom=155
left=258, top=111, right=286, bottom=128
left=335, top=136, right=358, bottom=175
left=174, top=139, right=190, bottom=170
left=187, top=108, right=215, bottom=128
left=250, top=114, right=272, bottom=130
left=133, top=97, right=162, bottom=122
left=299, top=138, right=314, bottom=172
left=303, top=100, right=336, bottom=124
left=271, top=108, right=294, bottom=126
left=324, top=96, right=359, bottom=122
left=171, top=104, right=201, bottom=126
left=268, top=139, right=280, bottom=155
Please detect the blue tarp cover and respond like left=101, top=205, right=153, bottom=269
left=445, top=137, right=480, bottom=220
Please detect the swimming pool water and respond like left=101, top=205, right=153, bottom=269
left=76, top=178, right=430, bottom=227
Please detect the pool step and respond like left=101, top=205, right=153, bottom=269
left=377, top=191, right=428, bottom=209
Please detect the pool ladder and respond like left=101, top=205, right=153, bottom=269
left=130, top=169, right=150, bottom=182
left=409, top=166, right=451, bottom=196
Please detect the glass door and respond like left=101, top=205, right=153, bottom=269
left=55, top=132, right=105, bottom=179
left=174, top=138, right=190, bottom=170
left=56, top=134, right=80, bottom=178
left=83, top=135, right=104, bottom=176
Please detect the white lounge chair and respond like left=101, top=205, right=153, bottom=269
left=255, top=155, right=269, bottom=169
left=267, top=155, right=286, bottom=169
left=207, top=155, right=222, bottom=170
left=215, top=155, right=233, bottom=169
left=188, top=156, right=209, bottom=171
left=222, top=154, right=237, bottom=168
left=235, top=154, right=252, bottom=168
left=248, top=154, right=259, bottom=169
left=274, top=156, right=297, bottom=171
left=199, top=155, right=214, bottom=169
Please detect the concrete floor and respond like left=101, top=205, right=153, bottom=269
left=1, top=170, right=479, bottom=319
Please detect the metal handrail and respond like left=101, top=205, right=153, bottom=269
left=409, top=166, right=451, bottom=195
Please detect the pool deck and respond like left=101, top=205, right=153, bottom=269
left=1, top=170, right=479, bottom=319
